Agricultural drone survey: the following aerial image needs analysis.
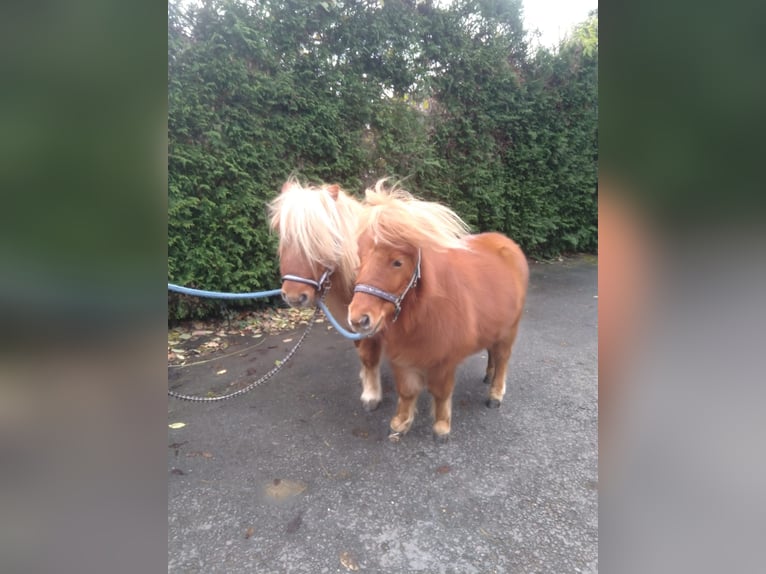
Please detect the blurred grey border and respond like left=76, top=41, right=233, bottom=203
left=601, top=0, right=766, bottom=572
left=0, top=1, right=167, bottom=573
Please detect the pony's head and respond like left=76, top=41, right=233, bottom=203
left=348, top=180, right=470, bottom=335
left=268, top=178, right=361, bottom=307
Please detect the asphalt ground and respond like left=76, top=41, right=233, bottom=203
left=168, top=256, right=598, bottom=573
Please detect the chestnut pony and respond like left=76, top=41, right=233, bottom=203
left=348, top=184, right=528, bottom=440
left=268, top=179, right=383, bottom=411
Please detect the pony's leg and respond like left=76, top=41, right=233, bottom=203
left=428, top=367, right=457, bottom=442
left=355, top=336, right=382, bottom=411
left=389, top=365, right=423, bottom=438
left=482, top=348, right=495, bottom=384
left=486, top=323, right=521, bottom=408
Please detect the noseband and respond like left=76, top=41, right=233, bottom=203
left=354, top=249, right=421, bottom=322
left=281, top=268, right=333, bottom=294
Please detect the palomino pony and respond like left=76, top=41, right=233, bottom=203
left=348, top=184, right=528, bottom=440
left=268, top=178, right=383, bottom=411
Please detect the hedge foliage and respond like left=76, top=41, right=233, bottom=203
left=169, top=0, right=597, bottom=320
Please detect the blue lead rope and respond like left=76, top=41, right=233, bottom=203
left=168, top=282, right=369, bottom=340
left=168, top=283, right=283, bottom=300
left=317, top=300, right=368, bottom=340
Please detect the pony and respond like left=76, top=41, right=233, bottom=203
left=347, top=182, right=528, bottom=441
left=267, top=178, right=383, bottom=411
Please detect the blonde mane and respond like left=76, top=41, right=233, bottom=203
left=359, top=179, right=471, bottom=250
left=268, top=178, right=361, bottom=292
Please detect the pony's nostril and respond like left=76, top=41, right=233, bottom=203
left=360, top=314, right=371, bottom=329
left=298, top=293, right=308, bottom=305
left=281, top=291, right=289, bottom=303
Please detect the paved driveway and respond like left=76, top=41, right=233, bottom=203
left=168, top=256, right=598, bottom=573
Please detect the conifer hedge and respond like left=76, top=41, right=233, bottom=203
left=169, top=0, right=597, bottom=319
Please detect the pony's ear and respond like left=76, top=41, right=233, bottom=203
left=281, top=180, right=297, bottom=194
left=326, top=184, right=340, bottom=200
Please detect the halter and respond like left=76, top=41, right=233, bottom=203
left=281, top=267, right=333, bottom=293
left=354, top=249, right=421, bottom=322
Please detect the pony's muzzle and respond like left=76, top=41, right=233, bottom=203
left=281, top=290, right=310, bottom=307
left=349, top=313, right=372, bottom=334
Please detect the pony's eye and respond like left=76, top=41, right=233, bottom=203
left=392, top=260, right=403, bottom=268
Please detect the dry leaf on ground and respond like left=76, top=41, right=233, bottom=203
left=265, top=478, right=307, bottom=500
left=339, top=551, right=360, bottom=571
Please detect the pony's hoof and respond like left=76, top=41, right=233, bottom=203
left=485, top=398, right=502, bottom=409
left=388, top=431, right=403, bottom=443
left=433, top=432, right=450, bottom=444
left=361, top=398, right=381, bottom=412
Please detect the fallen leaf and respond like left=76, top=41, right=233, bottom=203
left=170, top=468, right=185, bottom=475
left=282, top=338, right=293, bottom=343
left=351, top=428, right=369, bottom=439
left=436, top=464, right=451, bottom=474
left=265, top=478, right=306, bottom=500
left=244, top=527, right=255, bottom=539
left=186, top=451, right=213, bottom=459
left=339, top=551, right=359, bottom=571
left=180, top=333, right=192, bottom=340
left=168, top=422, right=186, bottom=429
left=216, top=369, right=227, bottom=375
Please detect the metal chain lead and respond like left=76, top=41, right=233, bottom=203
left=168, top=303, right=321, bottom=402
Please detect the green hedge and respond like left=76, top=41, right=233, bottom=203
left=168, top=0, right=597, bottom=320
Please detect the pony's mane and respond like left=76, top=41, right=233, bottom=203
left=359, top=179, right=471, bottom=251
left=268, top=178, right=361, bottom=291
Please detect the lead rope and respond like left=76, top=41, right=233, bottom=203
left=168, top=303, right=321, bottom=402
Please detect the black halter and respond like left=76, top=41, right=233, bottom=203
left=281, top=268, right=333, bottom=293
left=353, top=249, right=421, bottom=322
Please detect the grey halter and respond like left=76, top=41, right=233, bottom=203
left=281, top=267, right=333, bottom=293
left=353, top=249, right=421, bottom=322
